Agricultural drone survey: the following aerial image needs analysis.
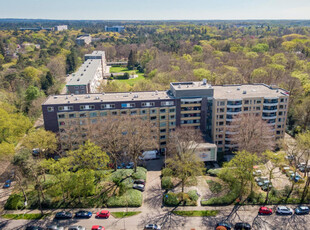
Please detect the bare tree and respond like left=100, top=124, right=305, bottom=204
left=227, top=113, right=275, bottom=154
left=166, top=127, right=205, bottom=193
left=122, top=116, right=159, bottom=172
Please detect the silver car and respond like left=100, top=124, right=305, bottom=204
left=276, top=206, right=293, bottom=215
left=46, top=225, right=64, bottom=230
left=68, top=226, right=86, bottom=230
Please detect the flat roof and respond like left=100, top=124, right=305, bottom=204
left=171, top=81, right=213, bottom=91
left=43, top=91, right=172, bottom=105
left=213, top=84, right=289, bottom=99
left=66, top=59, right=101, bottom=86
left=85, top=51, right=105, bottom=58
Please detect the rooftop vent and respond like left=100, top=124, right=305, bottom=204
left=123, top=94, right=129, bottom=97
left=202, top=78, right=207, bottom=85
left=133, top=94, right=139, bottom=98
left=77, top=78, right=80, bottom=81
left=65, top=96, right=68, bottom=99
left=54, top=96, right=58, bottom=99
left=155, top=90, right=158, bottom=95
left=67, top=101, right=70, bottom=103
left=187, top=85, right=189, bottom=88
left=101, top=100, right=103, bottom=102
left=243, top=90, right=247, bottom=94
left=81, top=74, right=83, bottom=76
left=102, top=93, right=105, bottom=95
left=237, top=87, right=240, bottom=91
left=71, top=94, right=74, bottom=97
left=95, top=96, right=99, bottom=100
left=75, top=97, right=78, bottom=101
left=84, top=69, right=86, bottom=71
left=178, top=84, right=181, bottom=89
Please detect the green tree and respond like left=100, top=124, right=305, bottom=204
left=66, top=48, right=79, bottom=74
left=41, top=71, right=55, bottom=93
left=127, top=50, right=137, bottom=70
left=67, top=140, right=110, bottom=171
left=25, top=86, right=42, bottom=102
left=22, top=66, right=41, bottom=84
left=252, top=43, right=269, bottom=53
left=166, top=128, right=205, bottom=193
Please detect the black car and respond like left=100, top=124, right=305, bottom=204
left=134, top=179, right=145, bottom=185
left=54, top=211, right=72, bottom=219
left=295, top=206, right=310, bottom=215
left=133, top=184, right=145, bottom=192
left=215, top=222, right=232, bottom=230
left=75, top=210, right=92, bottom=218
left=26, top=227, right=43, bottom=230
left=235, top=222, right=252, bottom=230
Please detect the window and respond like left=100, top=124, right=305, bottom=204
left=279, top=111, right=283, bottom=116
left=160, top=109, right=166, bottom=113
left=121, top=111, right=127, bottom=115
left=217, top=108, right=225, bottom=113
left=160, top=135, right=166, bottom=140
left=80, top=85, right=85, bottom=89
left=79, top=113, right=87, bottom=118
left=217, top=115, right=224, bottom=119
left=160, top=129, right=166, bottom=133
left=90, top=112, right=97, bottom=117
left=280, top=98, right=284, bottom=102
left=58, top=114, right=65, bottom=119
left=81, top=90, right=85, bottom=94
left=160, top=141, right=167, bottom=145
left=150, top=116, right=157, bottom=120
left=80, top=120, right=86, bottom=125
left=169, top=121, right=176, bottom=126
left=101, top=104, right=115, bottom=109
left=160, top=122, right=166, bottom=127
left=100, top=112, right=107, bottom=116
left=58, top=106, right=73, bottom=111
left=74, top=86, right=79, bottom=89
left=111, top=111, right=118, bottom=116
left=47, top=107, right=54, bottom=112
left=59, top=121, right=65, bottom=126
left=169, top=115, right=175, bottom=119
left=80, top=105, right=95, bottom=110
left=160, top=115, right=166, bottom=120
left=244, top=107, right=249, bottom=111
left=140, top=110, right=147, bottom=115
left=142, top=102, right=155, bottom=107
left=244, top=100, right=250, bottom=105
left=256, top=107, right=260, bottom=111
left=91, top=119, right=97, bottom=124
left=69, top=113, right=76, bottom=118
left=130, top=110, right=137, bottom=115
left=169, top=108, right=175, bottom=113
left=161, top=101, right=174, bottom=106
left=121, top=103, right=135, bottom=108
left=256, top=100, right=262, bottom=104
left=150, top=109, right=157, bottom=114
left=217, top=101, right=225, bottom=106
left=279, top=105, right=284, bottom=109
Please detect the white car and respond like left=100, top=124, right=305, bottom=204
left=276, top=206, right=293, bottom=215
left=144, top=224, right=161, bottom=230
left=46, top=225, right=64, bottom=230
left=68, top=226, right=86, bottom=230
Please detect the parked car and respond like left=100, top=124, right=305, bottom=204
left=75, top=210, right=92, bottom=218
left=286, top=170, right=294, bottom=177
left=117, top=163, right=126, bottom=169
left=126, top=162, right=134, bottom=169
left=261, top=183, right=273, bottom=191
left=255, top=177, right=261, bottom=183
left=134, top=179, right=145, bottom=185
left=25, top=226, right=43, bottom=230
left=298, top=166, right=310, bottom=173
left=133, top=184, right=145, bottom=191
left=295, top=206, right=310, bottom=215
left=32, top=148, right=40, bottom=156
left=144, top=224, right=161, bottom=230
left=54, top=211, right=72, bottom=219
left=96, top=210, right=110, bottom=218
left=139, top=150, right=159, bottom=160
left=215, top=222, right=232, bottom=230
left=253, top=170, right=262, bottom=176
left=258, top=206, right=273, bottom=215
left=257, top=181, right=264, bottom=187
left=3, top=179, right=11, bottom=188
left=290, top=174, right=303, bottom=182
left=91, top=226, right=105, bottom=230
left=276, top=206, right=293, bottom=215
left=46, top=225, right=64, bottom=230
left=285, top=155, right=294, bottom=161
left=234, top=222, right=251, bottom=230
left=68, top=226, right=86, bottom=230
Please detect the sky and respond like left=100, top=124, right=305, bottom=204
left=0, top=0, right=310, bottom=20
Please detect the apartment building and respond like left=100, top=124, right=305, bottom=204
left=42, top=80, right=289, bottom=160
left=105, top=26, right=125, bottom=33
left=54, top=25, right=68, bottom=31
left=66, top=51, right=107, bottom=94
left=76, top=35, right=92, bottom=45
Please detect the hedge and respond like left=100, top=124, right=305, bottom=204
left=164, top=190, right=198, bottom=206
left=107, top=189, right=142, bottom=207
left=5, top=194, right=24, bottom=210
left=201, top=184, right=240, bottom=206
left=162, top=176, right=173, bottom=190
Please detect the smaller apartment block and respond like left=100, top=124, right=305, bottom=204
left=76, top=35, right=92, bottom=45
left=42, top=80, right=289, bottom=160
left=66, top=51, right=107, bottom=94
left=105, top=26, right=125, bottom=32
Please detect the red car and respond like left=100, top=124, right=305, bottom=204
left=96, top=210, right=110, bottom=218
left=91, top=225, right=104, bottom=230
left=259, top=206, right=273, bottom=215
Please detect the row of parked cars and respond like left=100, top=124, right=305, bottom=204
left=216, top=206, right=310, bottom=230
left=281, top=165, right=304, bottom=182
left=253, top=170, right=273, bottom=192
left=26, top=224, right=160, bottom=230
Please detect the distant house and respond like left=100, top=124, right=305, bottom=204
left=76, top=35, right=92, bottom=46
left=105, top=26, right=125, bottom=33
left=54, top=25, right=68, bottom=31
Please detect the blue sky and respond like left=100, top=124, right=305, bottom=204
left=1, top=0, right=310, bottom=20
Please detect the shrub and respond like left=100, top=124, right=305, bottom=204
left=206, top=180, right=222, bottom=194
left=207, top=168, right=222, bottom=177
left=107, top=189, right=142, bottom=207
left=187, top=190, right=199, bottom=201
left=162, top=168, right=173, bottom=177
left=163, top=192, right=179, bottom=206
left=5, top=194, right=24, bottom=210
left=162, top=176, right=173, bottom=190
left=164, top=191, right=198, bottom=206
left=132, top=167, right=147, bottom=180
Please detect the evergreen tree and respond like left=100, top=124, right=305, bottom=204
left=127, top=50, right=137, bottom=70
left=0, top=40, right=5, bottom=56
left=66, top=48, right=78, bottom=74
left=41, top=71, right=54, bottom=93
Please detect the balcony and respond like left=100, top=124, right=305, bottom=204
left=227, top=104, right=242, bottom=108
left=263, top=115, right=277, bottom=120
left=225, top=144, right=238, bottom=148
left=226, top=111, right=242, bottom=115
left=226, top=131, right=238, bottom=135
left=263, top=109, right=278, bottom=113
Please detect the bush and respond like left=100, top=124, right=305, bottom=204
left=162, top=168, right=173, bottom=177
left=187, top=190, right=199, bottom=202
left=201, top=184, right=240, bottom=206
left=206, top=180, right=222, bottom=194
left=5, top=194, right=24, bottom=210
left=207, top=168, right=222, bottom=177
left=132, top=167, right=147, bottom=180
left=164, top=191, right=198, bottom=206
left=162, top=176, right=173, bottom=190
left=163, top=192, right=179, bottom=206
left=107, top=189, right=142, bottom=207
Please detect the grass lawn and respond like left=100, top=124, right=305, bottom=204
left=172, top=210, right=219, bottom=217
left=109, top=66, right=145, bottom=86
left=111, top=211, right=141, bottom=218
left=2, top=213, right=49, bottom=220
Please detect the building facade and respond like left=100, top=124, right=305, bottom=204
left=66, top=51, right=107, bottom=94
left=105, top=26, right=125, bottom=33
left=42, top=80, right=289, bottom=159
left=76, top=35, right=92, bottom=45
left=54, top=25, right=68, bottom=31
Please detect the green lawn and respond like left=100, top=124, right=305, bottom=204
left=111, top=211, right=141, bottom=218
left=172, top=210, right=219, bottom=217
left=109, top=66, right=145, bottom=86
left=2, top=213, right=49, bottom=220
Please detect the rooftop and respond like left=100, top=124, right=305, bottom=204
left=85, top=51, right=105, bottom=59
left=43, top=91, right=171, bottom=105
left=66, top=59, right=101, bottom=86
left=213, top=84, right=289, bottom=99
